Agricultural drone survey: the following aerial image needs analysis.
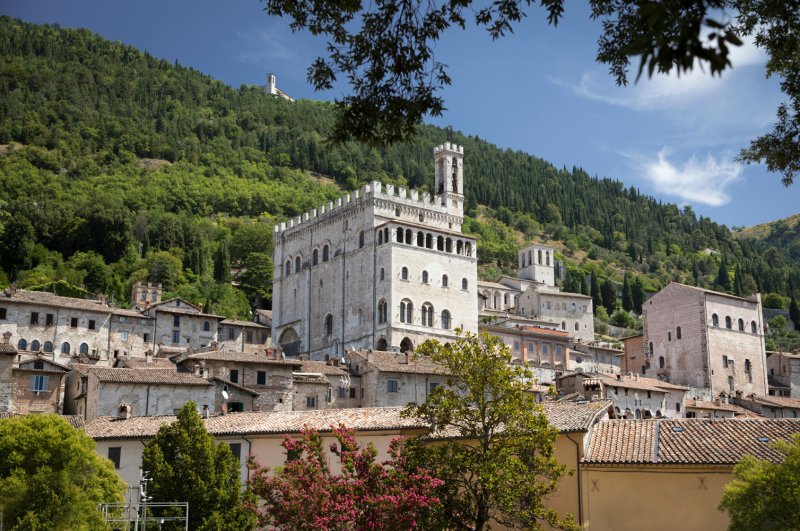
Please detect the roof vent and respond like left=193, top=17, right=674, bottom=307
left=671, top=426, right=684, bottom=433
left=758, top=436, right=770, bottom=443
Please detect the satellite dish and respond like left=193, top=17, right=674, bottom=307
left=222, top=390, right=229, bottom=400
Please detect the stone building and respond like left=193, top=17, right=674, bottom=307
left=621, top=333, right=645, bottom=374
left=766, top=350, right=800, bottom=398
left=272, top=142, right=478, bottom=359
left=477, top=244, right=594, bottom=343
left=480, top=322, right=571, bottom=370
left=217, top=318, right=270, bottom=352
left=297, top=360, right=362, bottom=409
left=140, top=298, right=221, bottom=350
left=345, top=349, right=451, bottom=407
left=642, top=282, right=767, bottom=396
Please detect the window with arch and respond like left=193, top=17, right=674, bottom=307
left=417, top=231, right=424, bottom=248
left=738, top=318, right=744, bottom=331
left=151, top=291, right=158, bottom=301
left=79, top=343, right=89, bottom=355
left=313, top=249, right=319, bottom=265
left=358, top=231, right=365, bottom=248
left=43, top=341, right=53, bottom=353
left=203, top=321, right=210, bottom=332
left=378, top=299, right=388, bottom=324
left=322, top=245, right=329, bottom=262
left=18, top=339, right=27, bottom=351
left=295, top=256, right=301, bottom=272
left=538, top=249, right=543, bottom=264
left=441, top=310, right=451, bottom=330
left=561, top=321, right=566, bottom=330
left=649, top=342, right=654, bottom=356
left=677, top=326, right=682, bottom=339
left=751, top=321, right=757, bottom=334
left=380, top=268, right=385, bottom=281
left=712, top=314, right=719, bottom=327
left=61, top=342, right=70, bottom=354
left=377, top=230, right=383, bottom=245
left=324, top=314, right=333, bottom=336
left=400, top=299, right=413, bottom=324
left=421, top=303, right=434, bottom=327
left=30, top=340, right=40, bottom=352
left=574, top=322, right=579, bottom=332
left=397, top=229, right=404, bottom=243
left=422, top=270, right=429, bottom=284
left=442, top=274, right=448, bottom=288
left=140, top=291, right=147, bottom=301
left=504, top=293, right=509, bottom=305
left=384, top=228, right=389, bottom=243
left=401, top=267, right=409, bottom=280
left=659, top=356, right=665, bottom=369
left=462, top=278, right=468, bottom=290
left=285, top=259, right=292, bottom=276
left=437, top=235, right=444, bottom=251
left=725, top=316, right=732, bottom=329
left=546, top=252, right=551, bottom=266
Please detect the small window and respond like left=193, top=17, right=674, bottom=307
left=313, top=249, right=319, bottom=265
left=30, top=312, right=39, bottom=325
left=422, top=271, right=429, bottom=284
left=751, top=321, right=757, bottom=334
left=380, top=268, right=385, bottom=281
left=728, top=376, right=734, bottom=391
left=324, top=314, right=333, bottom=336
left=203, top=321, right=210, bottom=332
left=88, top=319, right=96, bottom=330
left=151, top=291, right=157, bottom=301
left=246, top=330, right=253, bottom=343
left=338, top=387, right=346, bottom=398
left=649, top=342, right=654, bottom=356
left=285, top=259, right=292, bottom=276
left=42, top=341, right=53, bottom=353
left=429, top=382, right=439, bottom=393
left=46, top=314, right=54, bottom=326
left=140, top=291, right=148, bottom=301
left=323, top=245, right=329, bottom=262
left=442, top=275, right=448, bottom=288
left=70, top=317, right=78, bottom=328
left=738, top=318, right=744, bottom=331
left=462, top=278, right=468, bottom=290
left=378, top=299, right=388, bottom=324
left=401, top=267, right=409, bottom=280
left=358, top=231, right=365, bottom=248
left=173, top=315, right=180, bottom=327
left=227, top=402, right=244, bottom=412
left=659, top=356, right=665, bottom=369
left=668, top=331, right=671, bottom=341
left=725, top=316, right=732, bottom=329
left=723, top=355, right=728, bottom=368
left=676, top=326, right=681, bottom=339
left=31, top=374, right=48, bottom=393
left=421, top=303, right=434, bottom=327
left=561, top=321, right=566, bottom=330
left=513, top=341, right=520, bottom=351
left=441, top=310, right=451, bottom=330
left=107, top=447, right=122, bottom=469
left=574, top=322, right=579, bottom=331
left=121, top=331, right=129, bottom=341
left=171, top=330, right=180, bottom=344
left=30, top=340, right=40, bottom=352
left=350, top=388, right=357, bottom=398
left=118, top=316, right=126, bottom=323
left=229, top=443, right=242, bottom=462
left=555, top=346, right=562, bottom=359
left=306, top=396, right=316, bottom=408
left=230, top=369, right=239, bottom=383
left=79, top=343, right=89, bottom=354
left=61, top=342, right=70, bottom=354
left=712, top=314, right=719, bottom=327
left=257, top=371, right=266, bottom=385
left=387, top=379, right=399, bottom=393
left=295, top=256, right=301, bottom=272
left=0, top=308, right=6, bottom=319
left=143, top=333, right=150, bottom=343
left=228, top=326, right=235, bottom=340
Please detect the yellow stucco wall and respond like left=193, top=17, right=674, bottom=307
left=581, top=466, right=732, bottom=531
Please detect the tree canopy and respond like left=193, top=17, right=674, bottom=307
left=265, top=0, right=799, bottom=185
left=403, top=332, right=576, bottom=530
left=0, top=414, right=124, bottom=530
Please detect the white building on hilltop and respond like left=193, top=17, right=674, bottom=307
left=272, top=142, right=478, bottom=360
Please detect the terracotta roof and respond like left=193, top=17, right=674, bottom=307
left=212, top=377, right=259, bottom=396
left=1, top=288, right=111, bottom=313
left=124, top=357, right=177, bottom=369
left=749, top=395, right=800, bottom=410
left=112, top=308, right=152, bottom=318
left=587, top=373, right=688, bottom=394
left=84, top=407, right=428, bottom=439
left=184, top=350, right=302, bottom=366
left=298, top=360, right=350, bottom=376
left=668, top=282, right=759, bottom=304
left=292, top=372, right=330, bottom=384
left=219, top=319, right=268, bottom=329
left=584, top=418, right=800, bottom=465
left=684, top=399, right=758, bottom=417
left=477, top=280, right=516, bottom=290
left=70, top=365, right=211, bottom=386
left=768, top=377, right=791, bottom=389
left=0, top=343, right=17, bottom=354
left=0, top=413, right=85, bottom=429
left=350, top=350, right=452, bottom=376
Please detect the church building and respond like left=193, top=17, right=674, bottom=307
left=272, top=143, right=478, bottom=360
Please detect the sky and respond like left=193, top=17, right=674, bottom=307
left=3, top=0, right=798, bottom=229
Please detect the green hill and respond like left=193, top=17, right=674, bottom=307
left=0, top=15, right=798, bottom=318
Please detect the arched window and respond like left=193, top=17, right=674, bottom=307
left=712, top=314, right=719, bottom=327
left=323, top=245, right=329, bottom=262
left=140, top=290, right=147, bottom=301
left=358, top=231, right=365, bottom=248
left=285, top=259, right=292, bottom=276
left=538, top=249, right=543, bottom=264
left=426, top=233, right=433, bottom=248
left=17, top=339, right=27, bottom=351
left=725, top=316, right=732, bottom=329
left=384, top=228, right=389, bottom=243
left=462, top=278, right=468, bottom=290
left=649, top=342, right=654, bottom=356
left=378, top=299, right=388, bottom=324
left=446, top=238, right=453, bottom=253
left=377, top=230, right=383, bottom=245
left=416, top=231, right=424, bottom=247
left=441, top=310, right=451, bottom=330
left=451, top=156, right=459, bottom=192
left=43, top=341, right=53, bottom=353
left=313, top=249, right=319, bottom=265
left=380, top=268, right=385, bottom=281
left=203, top=321, right=210, bottom=332
left=437, top=235, right=444, bottom=251
left=677, top=326, right=682, bottom=339
left=295, top=256, right=301, bottom=272
left=151, top=291, right=158, bottom=301
left=61, top=342, right=70, bottom=354
left=79, top=343, right=89, bottom=355
left=400, top=337, right=413, bottom=353
left=397, top=229, right=404, bottom=243
left=406, top=229, right=412, bottom=243
left=421, top=303, right=434, bottom=327
left=400, top=299, right=413, bottom=324
left=751, top=321, right=757, bottom=334
left=659, top=356, right=665, bottom=369
left=401, top=267, right=409, bottom=280
left=442, top=275, right=448, bottom=288
left=324, top=314, right=333, bottom=336
left=376, top=338, right=388, bottom=350
left=493, top=292, right=500, bottom=309
left=30, top=340, right=40, bottom=352
left=574, top=322, right=579, bottom=332
left=546, top=252, right=551, bottom=266
left=738, top=318, right=744, bottom=331
left=422, top=271, right=429, bottom=284
left=561, top=321, right=566, bottom=331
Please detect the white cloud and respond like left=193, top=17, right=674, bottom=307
left=633, top=148, right=742, bottom=207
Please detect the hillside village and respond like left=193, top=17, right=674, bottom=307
left=2, top=142, right=800, bottom=528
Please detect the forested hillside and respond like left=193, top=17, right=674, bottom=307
left=1, top=16, right=798, bottom=336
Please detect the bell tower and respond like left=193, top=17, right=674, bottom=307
left=434, top=142, right=464, bottom=219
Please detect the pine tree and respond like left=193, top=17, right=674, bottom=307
left=790, top=297, right=800, bottom=330
left=591, top=272, right=602, bottom=314
left=632, top=276, right=645, bottom=314
left=213, top=240, right=231, bottom=282
left=622, top=272, right=634, bottom=312
left=734, top=264, right=744, bottom=297
left=716, top=257, right=732, bottom=292
left=601, top=279, right=617, bottom=314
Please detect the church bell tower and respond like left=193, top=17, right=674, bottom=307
left=434, top=142, right=464, bottom=219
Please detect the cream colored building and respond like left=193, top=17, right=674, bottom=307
left=642, top=282, right=767, bottom=396
left=272, top=142, right=478, bottom=359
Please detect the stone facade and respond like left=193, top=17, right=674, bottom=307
left=12, top=356, right=68, bottom=414
left=142, top=298, right=221, bottom=350
left=766, top=350, right=800, bottom=398
left=642, top=282, right=767, bottom=397
left=216, top=319, right=270, bottom=353
left=622, top=334, right=645, bottom=374
left=272, top=143, right=478, bottom=359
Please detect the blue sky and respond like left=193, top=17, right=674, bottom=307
left=3, top=0, right=797, bottom=228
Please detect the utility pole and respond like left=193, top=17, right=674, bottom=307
left=139, top=468, right=152, bottom=531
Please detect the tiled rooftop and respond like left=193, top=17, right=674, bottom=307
left=70, top=365, right=212, bottom=386
left=184, top=350, right=302, bottom=366
left=586, top=373, right=689, bottom=393
left=1, top=288, right=112, bottom=313
left=584, top=418, right=800, bottom=465
left=297, top=360, right=350, bottom=376
left=685, top=399, right=759, bottom=417
left=219, top=318, right=268, bottom=329
left=349, top=350, right=452, bottom=375
left=749, top=394, right=800, bottom=410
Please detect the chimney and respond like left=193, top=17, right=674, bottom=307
left=203, top=404, right=210, bottom=419
left=97, top=294, right=106, bottom=305
left=194, top=363, right=201, bottom=377
left=119, top=403, right=132, bottom=419
left=333, top=358, right=339, bottom=367
left=9, top=284, right=17, bottom=297
left=405, top=352, right=410, bottom=364
left=714, top=397, right=722, bottom=406
left=145, top=350, right=153, bottom=364
left=2, top=331, right=11, bottom=345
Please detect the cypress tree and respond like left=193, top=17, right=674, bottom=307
left=622, top=272, right=634, bottom=312
left=716, top=257, right=731, bottom=292
left=213, top=241, right=230, bottom=283
left=601, top=279, right=617, bottom=314
left=632, top=276, right=645, bottom=314
left=790, top=297, right=800, bottom=330
left=591, top=272, right=602, bottom=313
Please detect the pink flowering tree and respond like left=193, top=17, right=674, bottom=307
left=247, top=426, right=442, bottom=529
